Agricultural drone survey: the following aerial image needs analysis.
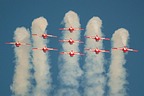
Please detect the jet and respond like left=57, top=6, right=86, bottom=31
left=60, top=50, right=84, bottom=57
left=85, top=35, right=110, bottom=42
left=5, top=41, right=31, bottom=47
left=85, top=48, right=110, bottom=54
left=59, top=38, right=84, bottom=45
left=59, top=26, right=84, bottom=33
left=32, top=33, right=57, bottom=39
left=112, top=46, right=138, bottom=53
left=33, top=46, right=58, bottom=53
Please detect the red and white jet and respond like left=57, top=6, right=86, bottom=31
left=33, top=46, right=58, bottom=53
left=60, top=50, right=84, bottom=57
left=32, top=33, right=57, bottom=39
left=59, top=26, right=84, bottom=33
left=5, top=41, right=31, bottom=47
left=112, top=46, right=138, bottom=53
left=85, top=35, right=110, bottom=42
left=85, top=48, right=110, bottom=54
left=59, top=38, right=84, bottom=45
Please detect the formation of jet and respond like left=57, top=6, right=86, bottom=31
left=85, top=35, right=110, bottom=42
left=60, top=50, right=84, bottom=57
left=59, top=26, right=84, bottom=33
left=32, top=33, right=57, bottom=39
left=5, top=41, right=31, bottom=47
left=112, top=46, right=138, bottom=53
left=33, top=46, right=57, bottom=53
left=85, top=48, right=110, bottom=54
left=59, top=38, right=83, bottom=45
left=5, top=26, right=138, bottom=56
left=59, top=26, right=85, bottom=56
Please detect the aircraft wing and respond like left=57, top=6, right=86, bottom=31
left=74, top=52, right=84, bottom=55
left=101, top=37, right=110, bottom=40
left=100, top=49, right=110, bottom=53
left=128, top=48, right=138, bottom=52
left=74, top=28, right=84, bottom=30
left=5, top=42, right=16, bottom=44
left=112, top=47, right=123, bottom=50
left=59, top=28, right=69, bottom=30
left=33, top=48, right=43, bottom=50
left=60, top=52, right=69, bottom=54
left=85, top=48, right=95, bottom=52
left=85, top=36, right=95, bottom=39
left=32, top=34, right=42, bottom=37
left=47, top=34, right=57, bottom=38
left=48, top=48, right=58, bottom=51
left=59, top=40, right=69, bottom=42
left=21, top=43, right=31, bottom=45
left=85, top=48, right=91, bottom=50
left=74, top=40, right=84, bottom=43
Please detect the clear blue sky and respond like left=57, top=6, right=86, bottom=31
left=0, top=0, right=144, bottom=96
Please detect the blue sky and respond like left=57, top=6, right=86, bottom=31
left=0, top=0, right=144, bottom=96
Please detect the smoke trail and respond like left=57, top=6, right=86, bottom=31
left=31, top=17, right=51, bottom=96
left=108, top=28, right=129, bottom=96
left=83, top=17, right=106, bottom=96
left=10, top=27, right=32, bottom=96
left=57, top=11, right=83, bottom=96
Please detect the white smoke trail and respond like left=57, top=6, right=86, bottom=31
left=57, top=11, right=83, bottom=96
left=31, top=17, right=51, bottom=96
left=10, top=27, right=32, bottom=96
left=83, top=17, right=106, bottom=96
left=108, top=28, right=129, bottom=96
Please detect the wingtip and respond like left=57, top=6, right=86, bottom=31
left=32, top=48, right=38, bottom=50
left=26, top=43, right=31, bottom=46
left=51, top=35, right=57, bottom=38
left=59, top=40, right=63, bottom=42
left=59, top=52, right=64, bottom=54
left=32, top=34, right=37, bottom=36
left=106, top=50, right=110, bottom=52
left=84, top=36, right=88, bottom=38
left=80, top=53, right=85, bottom=55
left=5, top=42, right=14, bottom=44
left=84, top=48, right=90, bottom=50
left=80, top=41, right=84, bottom=43
left=54, top=48, right=58, bottom=50
left=134, top=50, right=138, bottom=52
left=5, top=42, right=9, bottom=44
left=59, top=28, right=63, bottom=30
